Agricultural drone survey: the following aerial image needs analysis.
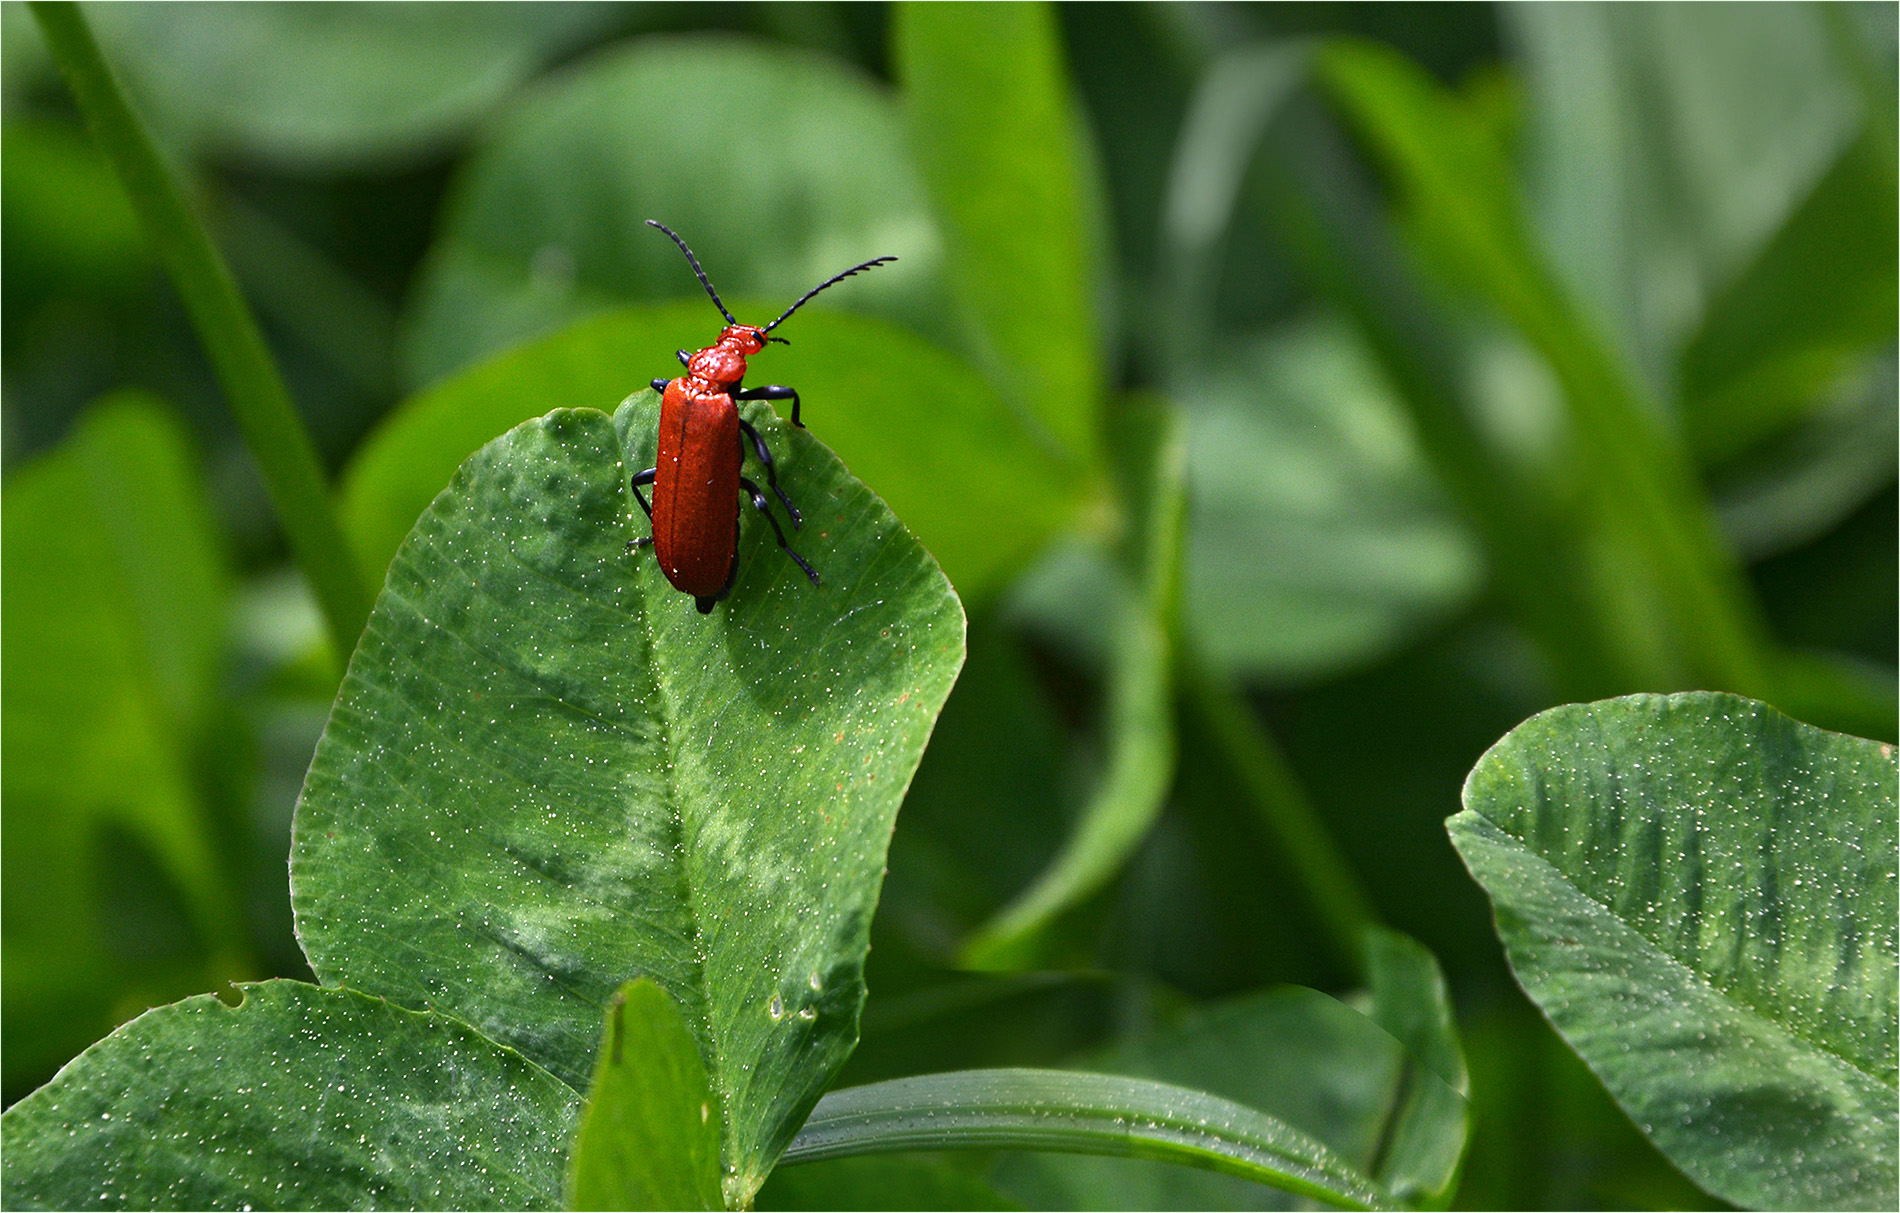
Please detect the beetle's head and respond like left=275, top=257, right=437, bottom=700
left=718, top=325, right=769, bottom=355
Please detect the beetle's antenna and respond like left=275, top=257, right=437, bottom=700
left=647, top=220, right=737, bottom=326
left=762, top=255, right=898, bottom=334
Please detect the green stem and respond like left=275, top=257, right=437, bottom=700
left=31, top=1, right=373, bottom=658
left=1180, top=652, right=1378, bottom=979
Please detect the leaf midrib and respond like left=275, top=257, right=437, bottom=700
left=1473, top=806, right=1895, bottom=1093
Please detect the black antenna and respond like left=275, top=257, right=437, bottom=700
left=762, top=255, right=899, bottom=334
left=646, top=220, right=737, bottom=326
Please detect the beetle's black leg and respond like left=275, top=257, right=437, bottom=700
left=736, top=418, right=801, bottom=527
left=629, top=468, right=656, bottom=517
left=650, top=378, right=671, bottom=394
left=626, top=467, right=657, bottom=553
left=677, top=350, right=693, bottom=369
left=733, top=384, right=803, bottom=428
left=740, top=476, right=821, bottom=585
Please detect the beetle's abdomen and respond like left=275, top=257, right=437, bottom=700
left=652, top=381, right=742, bottom=597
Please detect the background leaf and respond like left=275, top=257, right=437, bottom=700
left=400, top=36, right=947, bottom=388
left=1177, top=317, right=1481, bottom=683
left=565, top=979, right=722, bottom=1212
left=0, top=980, right=580, bottom=1211
left=964, top=402, right=1184, bottom=967
left=343, top=306, right=1081, bottom=606
left=1362, top=927, right=1468, bottom=1208
left=86, top=2, right=624, bottom=169
left=758, top=1155, right=1019, bottom=1211
left=1451, top=692, right=1898, bottom=1210
left=1506, top=2, right=1862, bottom=392
left=991, top=959, right=1466, bottom=1210
left=293, top=397, right=964, bottom=1205
left=1, top=392, right=247, bottom=1097
left=1506, top=2, right=1897, bottom=563
left=894, top=1, right=1105, bottom=463
left=1320, top=38, right=1773, bottom=699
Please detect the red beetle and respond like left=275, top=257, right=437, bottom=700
left=629, top=221, right=896, bottom=613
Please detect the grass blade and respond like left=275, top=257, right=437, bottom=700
left=782, top=1068, right=1393, bottom=1211
left=28, top=1, right=372, bottom=657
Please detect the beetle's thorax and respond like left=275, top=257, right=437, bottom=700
left=686, top=325, right=768, bottom=388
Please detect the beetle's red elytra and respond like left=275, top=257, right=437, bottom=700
left=628, top=221, right=896, bottom=614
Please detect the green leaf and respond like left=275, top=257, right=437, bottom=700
left=962, top=402, right=1185, bottom=968
left=344, top=306, right=1080, bottom=608
left=1510, top=5, right=1899, bottom=563
left=1363, top=927, right=1467, bottom=1098
left=783, top=1068, right=1393, bottom=1211
left=1152, top=46, right=1488, bottom=685
left=1362, top=928, right=1469, bottom=1208
left=1680, top=128, right=1898, bottom=469
left=1241, top=71, right=1628, bottom=699
left=293, top=396, right=965, bottom=1206
left=992, top=977, right=1467, bottom=1211
left=757, top=1155, right=1019, bottom=1211
left=400, top=36, right=947, bottom=387
left=1178, top=318, right=1481, bottom=683
left=0, top=980, right=581, bottom=1210
left=1, top=392, right=243, bottom=1094
left=566, top=980, right=722, bottom=1212
left=1, top=118, right=147, bottom=294
left=1506, top=2, right=1863, bottom=391
left=1451, top=692, right=1898, bottom=1210
left=894, top=1, right=1104, bottom=463
left=82, top=3, right=619, bottom=168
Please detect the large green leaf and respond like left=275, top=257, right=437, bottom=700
left=565, top=980, right=722, bottom=1212
left=82, top=2, right=620, bottom=168
left=1451, top=692, right=1897, bottom=1210
left=343, top=306, right=1080, bottom=608
left=991, top=953, right=1467, bottom=1210
left=293, top=396, right=965, bottom=1206
left=400, top=36, right=946, bottom=387
left=893, top=2, right=1104, bottom=463
left=1, top=393, right=243, bottom=1096
left=0, top=980, right=581, bottom=1210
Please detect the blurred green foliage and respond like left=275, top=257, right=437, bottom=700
left=4, top=2, right=1893, bottom=1209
